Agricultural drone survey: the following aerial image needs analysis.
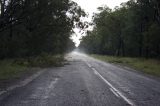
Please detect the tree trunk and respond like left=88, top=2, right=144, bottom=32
left=10, top=0, right=13, bottom=38
left=0, top=0, right=5, bottom=27
left=155, top=0, right=160, bottom=24
left=0, top=0, right=5, bottom=17
left=157, top=45, right=160, bottom=57
left=139, top=11, right=144, bottom=57
left=121, top=39, right=125, bottom=56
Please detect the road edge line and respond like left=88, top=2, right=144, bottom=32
left=85, top=61, right=135, bottom=106
left=93, top=67, right=135, bottom=106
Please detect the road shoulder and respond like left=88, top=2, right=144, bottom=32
left=0, top=68, right=44, bottom=99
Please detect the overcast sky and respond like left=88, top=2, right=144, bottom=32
left=71, top=0, right=129, bottom=47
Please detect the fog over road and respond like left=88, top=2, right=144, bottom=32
left=0, top=52, right=160, bottom=106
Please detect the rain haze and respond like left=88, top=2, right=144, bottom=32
left=0, top=0, right=160, bottom=106
left=71, top=0, right=129, bottom=47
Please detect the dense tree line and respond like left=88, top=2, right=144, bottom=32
left=0, top=0, right=85, bottom=59
left=79, top=0, right=160, bottom=58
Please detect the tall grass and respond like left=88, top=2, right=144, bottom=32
left=0, top=60, right=27, bottom=80
left=0, top=54, right=64, bottom=80
left=91, top=55, right=160, bottom=77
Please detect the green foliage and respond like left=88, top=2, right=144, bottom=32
left=0, top=59, right=27, bottom=80
left=0, top=0, right=81, bottom=80
left=0, top=0, right=84, bottom=59
left=66, top=38, right=76, bottom=53
left=26, top=54, right=65, bottom=67
left=0, top=54, right=64, bottom=80
left=14, top=54, right=65, bottom=67
left=79, top=0, right=160, bottom=58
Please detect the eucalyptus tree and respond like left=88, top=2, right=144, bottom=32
left=79, top=0, right=160, bottom=58
left=0, top=0, right=86, bottom=58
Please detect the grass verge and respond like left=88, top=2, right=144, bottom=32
left=91, top=54, right=160, bottom=77
left=0, top=60, right=27, bottom=80
left=16, top=54, right=65, bottom=68
left=0, top=54, right=64, bottom=80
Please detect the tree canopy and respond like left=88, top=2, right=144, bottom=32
left=0, top=0, right=85, bottom=59
left=79, top=0, right=160, bottom=58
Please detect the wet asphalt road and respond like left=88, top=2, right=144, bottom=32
left=0, top=52, right=160, bottom=106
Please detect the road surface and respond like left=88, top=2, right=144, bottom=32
left=0, top=52, right=160, bottom=106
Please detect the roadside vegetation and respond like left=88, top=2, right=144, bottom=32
left=0, top=0, right=86, bottom=81
left=79, top=0, right=160, bottom=77
left=79, top=0, right=160, bottom=58
left=17, top=54, right=65, bottom=67
left=0, top=54, right=64, bottom=80
left=91, top=55, right=160, bottom=77
left=0, top=0, right=85, bottom=59
left=0, top=59, right=27, bottom=80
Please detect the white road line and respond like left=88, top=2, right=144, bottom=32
left=110, top=88, right=120, bottom=98
left=86, top=62, right=92, bottom=68
left=0, top=91, right=7, bottom=95
left=89, top=66, right=135, bottom=106
left=43, top=78, right=58, bottom=99
left=29, top=78, right=58, bottom=100
left=48, top=78, right=58, bottom=89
